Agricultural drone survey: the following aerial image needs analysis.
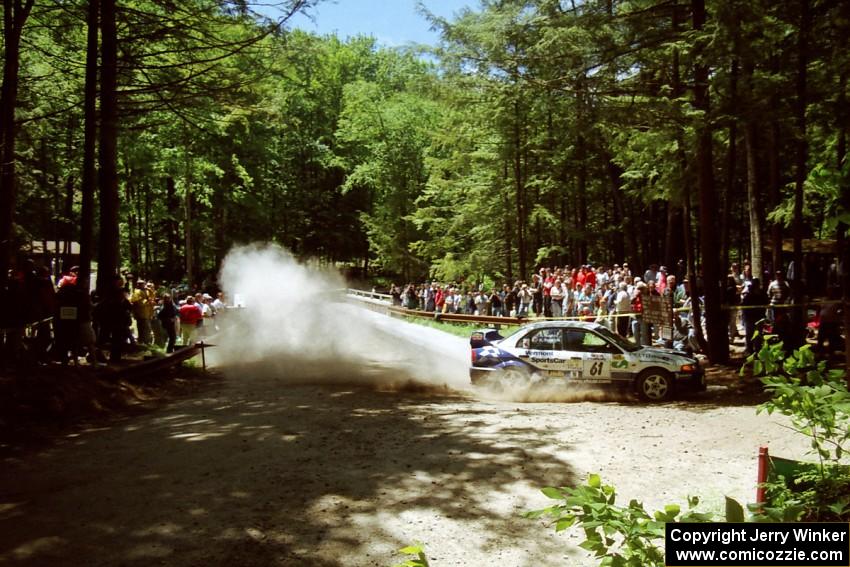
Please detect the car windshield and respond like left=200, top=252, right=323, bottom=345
left=593, top=325, right=642, bottom=353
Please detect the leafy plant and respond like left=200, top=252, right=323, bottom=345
left=743, top=338, right=850, bottom=521
left=526, top=474, right=719, bottom=567
left=393, top=543, right=429, bottom=567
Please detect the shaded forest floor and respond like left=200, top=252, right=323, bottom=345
left=0, top=356, right=217, bottom=457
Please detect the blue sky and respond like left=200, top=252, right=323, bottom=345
left=284, top=1, right=475, bottom=47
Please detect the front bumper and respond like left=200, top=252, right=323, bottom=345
left=675, top=369, right=706, bottom=392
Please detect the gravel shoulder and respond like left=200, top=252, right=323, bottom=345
left=0, top=315, right=811, bottom=566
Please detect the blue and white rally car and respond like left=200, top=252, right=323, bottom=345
left=469, top=321, right=705, bottom=401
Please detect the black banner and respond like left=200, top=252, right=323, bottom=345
left=666, top=523, right=849, bottom=566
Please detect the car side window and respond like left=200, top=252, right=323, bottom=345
left=526, top=328, right=563, bottom=351
left=568, top=331, right=613, bottom=353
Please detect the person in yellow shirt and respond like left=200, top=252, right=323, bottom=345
left=130, top=280, right=155, bottom=344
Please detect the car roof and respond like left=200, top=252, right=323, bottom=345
left=515, top=320, right=604, bottom=332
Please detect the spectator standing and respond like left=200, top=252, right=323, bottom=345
left=643, top=264, right=658, bottom=287
left=631, top=282, right=647, bottom=345
left=100, top=275, right=132, bottom=363
left=584, top=265, right=597, bottom=290
left=504, top=284, right=517, bottom=317
left=488, top=288, right=503, bottom=317
left=550, top=278, right=564, bottom=318
left=179, top=296, right=203, bottom=346
left=766, top=270, right=791, bottom=322
left=741, top=278, right=767, bottom=355
left=724, top=275, right=740, bottom=342
left=531, top=274, right=543, bottom=316
left=158, top=294, right=179, bottom=353
left=518, top=284, right=532, bottom=317
left=130, top=280, right=155, bottom=344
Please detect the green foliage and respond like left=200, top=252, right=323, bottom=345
left=9, top=0, right=850, bottom=289
left=746, top=340, right=850, bottom=466
left=526, top=475, right=720, bottom=567
left=393, top=543, right=430, bottom=567
left=743, top=339, right=850, bottom=521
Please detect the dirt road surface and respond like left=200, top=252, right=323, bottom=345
left=0, top=314, right=810, bottom=566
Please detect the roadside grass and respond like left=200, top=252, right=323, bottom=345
left=398, top=315, right=520, bottom=338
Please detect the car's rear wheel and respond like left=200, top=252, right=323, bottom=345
left=500, top=366, right=530, bottom=383
left=636, top=369, right=674, bottom=402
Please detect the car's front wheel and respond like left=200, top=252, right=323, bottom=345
left=636, top=369, right=674, bottom=401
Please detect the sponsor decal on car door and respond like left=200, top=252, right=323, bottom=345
left=518, top=328, right=581, bottom=379
left=565, top=330, right=614, bottom=383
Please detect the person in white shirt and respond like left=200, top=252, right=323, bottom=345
left=615, top=282, right=632, bottom=337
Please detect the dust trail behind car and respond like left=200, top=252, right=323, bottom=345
left=207, top=244, right=471, bottom=391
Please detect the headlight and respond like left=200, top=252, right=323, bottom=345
left=679, top=364, right=696, bottom=373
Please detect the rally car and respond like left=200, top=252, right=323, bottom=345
left=469, top=321, right=705, bottom=401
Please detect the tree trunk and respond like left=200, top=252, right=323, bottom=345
left=513, top=100, right=527, bottom=278
left=721, top=14, right=741, bottom=271
left=0, top=0, right=34, bottom=289
left=78, top=0, right=98, bottom=291
left=97, top=0, right=120, bottom=294
left=576, top=134, right=588, bottom=265
left=502, top=177, right=513, bottom=282
left=144, top=183, right=152, bottom=273
left=693, top=0, right=728, bottom=363
left=165, top=176, right=179, bottom=281
left=606, top=159, right=626, bottom=261
left=790, top=0, right=810, bottom=347
left=126, top=176, right=140, bottom=273
left=741, top=38, right=764, bottom=280
left=721, top=123, right=737, bottom=269
left=744, top=123, right=764, bottom=280
left=184, top=165, right=194, bottom=288
left=836, top=72, right=849, bottom=383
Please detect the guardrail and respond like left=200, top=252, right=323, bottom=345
left=346, top=288, right=392, bottom=301
left=115, top=341, right=214, bottom=379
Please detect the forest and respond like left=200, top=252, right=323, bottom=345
left=1, top=0, right=849, bottom=364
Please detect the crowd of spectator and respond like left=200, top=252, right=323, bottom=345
left=388, top=258, right=844, bottom=357
left=0, top=260, right=229, bottom=370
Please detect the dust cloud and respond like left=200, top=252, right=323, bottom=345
left=206, top=244, right=470, bottom=390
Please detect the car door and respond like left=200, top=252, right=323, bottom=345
left=516, top=328, right=582, bottom=378
left=564, top=329, right=615, bottom=382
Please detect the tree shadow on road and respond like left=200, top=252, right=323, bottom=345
left=0, top=360, right=581, bottom=567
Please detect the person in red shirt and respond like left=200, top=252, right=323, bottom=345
left=179, top=296, right=203, bottom=346
left=584, top=265, right=597, bottom=289
left=575, top=266, right=587, bottom=290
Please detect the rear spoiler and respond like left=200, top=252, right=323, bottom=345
left=470, top=328, right=504, bottom=349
